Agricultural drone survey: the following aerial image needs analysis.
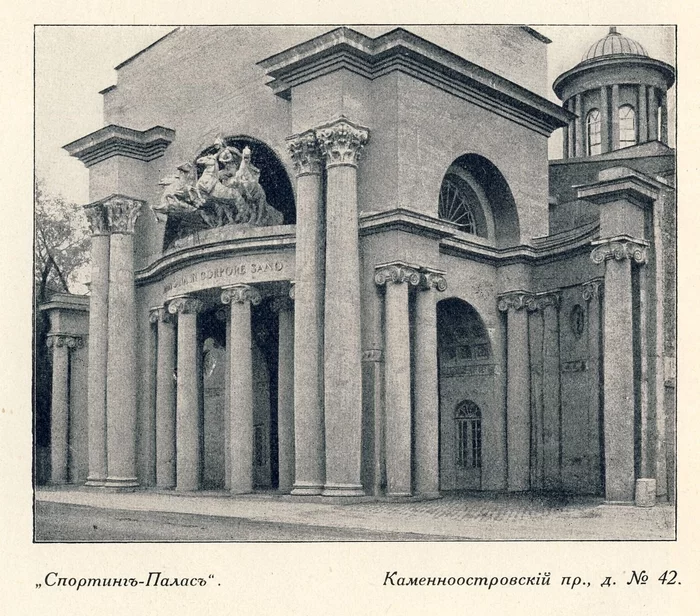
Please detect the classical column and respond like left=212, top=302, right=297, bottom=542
left=592, top=238, right=648, bottom=501
left=273, top=293, right=295, bottom=492
left=151, top=306, right=177, bottom=488
left=600, top=86, right=610, bottom=153
left=583, top=280, right=604, bottom=495
left=286, top=131, right=325, bottom=495
left=168, top=295, right=203, bottom=491
left=83, top=202, right=110, bottom=486
left=317, top=116, right=369, bottom=497
left=539, top=293, right=561, bottom=491
left=374, top=263, right=421, bottom=496
left=611, top=84, right=620, bottom=150
left=414, top=270, right=447, bottom=497
left=47, top=334, right=82, bottom=483
left=638, top=85, right=648, bottom=144
left=566, top=99, right=576, bottom=159
left=562, top=124, right=569, bottom=160
left=574, top=94, right=584, bottom=157
left=648, top=87, right=658, bottom=142
left=497, top=291, right=534, bottom=491
left=104, top=196, right=142, bottom=489
left=660, top=92, right=668, bottom=144
left=221, top=284, right=261, bottom=494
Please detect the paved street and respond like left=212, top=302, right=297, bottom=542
left=35, top=501, right=451, bottom=542
left=35, top=488, right=676, bottom=541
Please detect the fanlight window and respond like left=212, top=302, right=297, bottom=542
left=439, top=175, right=479, bottom=234
left=455, top=401, right=482, bottom=469
left=619, top=105, right=636, bottom=148
left=587, top=109, right=602, bottom=156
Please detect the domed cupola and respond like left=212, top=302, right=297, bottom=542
left=553, top=27, right=674, bottom=159
left=582, top=27, right=648, bottom=62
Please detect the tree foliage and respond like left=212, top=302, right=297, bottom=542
left=34, top=179, right=91, bottom=302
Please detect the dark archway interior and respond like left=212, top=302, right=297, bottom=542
left=448, top=153, right=520, bottom=247
left=163, top=136, right=296, bottom=249
left=437, top=297, right=492, bottom=361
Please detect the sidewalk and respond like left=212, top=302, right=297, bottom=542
left=35, top=487, right=676, bottom=541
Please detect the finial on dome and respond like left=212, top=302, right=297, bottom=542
left=609, top=26, right=619, bottom=35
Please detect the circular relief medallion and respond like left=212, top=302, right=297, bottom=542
left=570, top=304, right=585, bottom=338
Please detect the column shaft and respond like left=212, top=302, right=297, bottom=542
left=176, top=310, right=200, bottom=491
left=277, top=304, right=295, bottom=492
left=506, top=306, right=530, bottom=491
left=155, top=313, right=176, bottom=488
left=228, top=300, right=254, bottom=493
left=585, top=283, right=603, bottom=495
left=602, top=257, right=636, bottom=501
left=291, top=163, right=325, bottom=495
left=648, top=87, right=658, bottom=141
left=660, top=93, right=668, bottom=144
left=323, top=163, right=364, bottom=495
left=542, top=303, right=561, bottom=490
left=414, top=286, right=440, bottom=497
left=105, top=232, right=138, bottom=488
left=574, top=94, right=584, bottom=157
left=600, top=86, right=610, bottom=153
left=611, top=85, right=620, bottom=150
left=85, top=230, right=109, bottom=486
left=638, top=85, right=648, bottom=144
left=384, top=280, right=412, bottom=496
left=50, top=342, right=70, bottom=484
left=562, top=126, right=569, bottom=160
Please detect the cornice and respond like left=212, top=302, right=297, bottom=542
left=63, top=124, right=175, bottom=168
left=39, top=293, right=90, bottom=313
left=359, top=208, right=457, bottom=241
left=259, top=27, right=572, bottom=136
left=576, top=169, right=662, bottom=205
left=553, top=55, right=676, bottom=100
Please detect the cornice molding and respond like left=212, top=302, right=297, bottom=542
left=259, top=27, right=572, bottom=136
left=63, top=124, right=175, bottom=168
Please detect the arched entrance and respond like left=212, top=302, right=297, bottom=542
left=437, top=298, right=494, bottom=491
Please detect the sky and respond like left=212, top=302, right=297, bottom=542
left=35, top=25, right=676, bottom=205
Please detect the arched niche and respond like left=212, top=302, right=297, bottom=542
left=438, top=154, right=520, bottom=248
left=163, top=135, right=296, bottom=249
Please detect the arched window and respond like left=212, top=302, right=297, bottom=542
left=619, top=105, right=636, bottom=148
left=455, top=401, right=482, bottom=469
left=587, top=109, right=602, bottom=156
left=439, top=175, right=479, bottom=234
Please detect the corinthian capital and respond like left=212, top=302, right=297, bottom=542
left=46, top=334, right=83, bottom=349
left=286, top=130, right=323, bottom=176
left=591, top=237, right=648, bottom=265
left=220, top=284, right=262, bottom=306
left=374, top=262, right=421, bottom=287
left=84, top=203, right=109, bottom=236
left=167, top=296, right=203, bottom=315
left=316, top=117, right=369, bottom=168
left=105, top=195, right=143, bottom=234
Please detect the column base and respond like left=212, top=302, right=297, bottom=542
left=85, top=477, right=106, bottom=487
left=291, top=482, right=324, bottom=496
left=322, top=483, right=365, bottom=497
left=103, top=476, right=139, bottom=490
left=387, top=492, right=412, bottom=499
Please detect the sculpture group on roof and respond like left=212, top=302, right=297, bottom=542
left=155, top=137, right=283, bottom=230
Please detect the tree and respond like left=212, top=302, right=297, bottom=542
left=34, top=179, right=91, bottom=302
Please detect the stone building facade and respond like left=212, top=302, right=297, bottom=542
left=38, top=26, right=676, bottom=503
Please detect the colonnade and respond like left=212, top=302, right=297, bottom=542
left=563, top=84, right=667, bottom=158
